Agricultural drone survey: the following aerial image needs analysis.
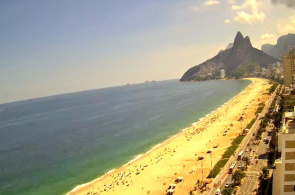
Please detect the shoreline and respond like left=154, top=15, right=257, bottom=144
left=67, top=79, right=255, bottom=195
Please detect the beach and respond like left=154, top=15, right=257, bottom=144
left=67, top=78, right=271, bottom=195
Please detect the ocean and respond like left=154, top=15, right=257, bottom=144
left=0, top=79, right=251, bottom=195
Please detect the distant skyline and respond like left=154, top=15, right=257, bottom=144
left=1, top=0, right=295, bottom=104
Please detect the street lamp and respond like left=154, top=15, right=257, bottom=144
left=240, top=117, right=243, bottom=134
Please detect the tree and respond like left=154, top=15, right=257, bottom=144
left=244, top=157, right=250, bottom=165
left=222, top=188, right=234, bottom=195
left=262, top=167, right=269, bottom=179
left=232, top=170, right=246, bottom=184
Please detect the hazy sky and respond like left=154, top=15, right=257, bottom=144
left=1, top=0, right=295, bottom=104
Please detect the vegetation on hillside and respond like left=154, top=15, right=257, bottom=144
left=231, top=63, right=260, bottom=78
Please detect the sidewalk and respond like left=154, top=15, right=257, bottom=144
left=205, top=87, right=278, bottom=195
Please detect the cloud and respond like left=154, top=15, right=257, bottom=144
left=261, top=33, right=276, bottom=39
left=277, top=15, right=295, bottom=34
left=260, top=33, right=277, bottom=44
left=271, top=0, right=295, bottom=9
left=204, top=0, right=220, bottom=6
left=227, top=0, right=236, bottom=4
left=224, top=19, right=231, bottom=24
left=231, top=0, right=265, bottom=24
left=191, top=6, right=200, bottom=12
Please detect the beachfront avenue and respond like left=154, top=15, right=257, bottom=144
left=207, top=82, right=279, bottom=195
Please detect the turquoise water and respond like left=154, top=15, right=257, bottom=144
left=0, top=79, right=251, bottom=195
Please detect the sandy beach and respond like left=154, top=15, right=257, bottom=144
left=67, top=78, right=271, bottom=195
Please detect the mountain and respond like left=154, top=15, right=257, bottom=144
left=261, top=33, right=295, bottom=58
left=261, top=44, right=274, bottom=54
left=180, top=32, right=278, bottom=82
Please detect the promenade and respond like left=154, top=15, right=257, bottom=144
left=207, top=84, right=278, bottom=195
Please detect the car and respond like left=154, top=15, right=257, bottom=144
left=250, top=155, right=253, bottom=160
left=253, top=149, right=256, bottom=152
left=245, top=149, right=248, bottom=152
left=215, top=188, right=220, bottom=195
left=198, top=156, right=204, bottom=160
left=225, top=183, right=230, bottom=188
left=238, top=164, right=242, bottom=168
left=207, top=150, right=212, bottom=154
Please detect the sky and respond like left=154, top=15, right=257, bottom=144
left=0, top=0, right=295, bottom=104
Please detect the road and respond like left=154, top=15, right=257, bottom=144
left=207, top=86, right=278, bottom=195
left=236, top=130, right=269, bottom=195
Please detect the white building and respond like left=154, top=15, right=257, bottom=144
left=261, top=68, right=266, bottom=76
left=220, top=69, right=225, bottom=79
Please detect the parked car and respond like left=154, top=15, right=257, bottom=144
left=225, top=183, right=230, bottom=188
left=215, top=188, right=220, bottom=195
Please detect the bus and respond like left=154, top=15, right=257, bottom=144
left=237, top=151, right=244, bottom=160
left=229, top=162, right=236, bottom=174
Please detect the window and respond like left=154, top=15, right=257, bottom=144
left=286, top=141, right=295, bottom=148
left=284, top=174, right=295, bottom=181
left=285, top=163, right=295, bottom=171
left=284, top=185, right=295, bottom=192
left=285, top=152, right=295, bottom=160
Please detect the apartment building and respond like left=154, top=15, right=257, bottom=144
left=273, top=112, right=295, bottom=194
left=283, top=49, right=295, bottom=88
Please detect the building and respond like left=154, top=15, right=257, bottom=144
left=220, top=69, right=225, bottom=79
left=267, top=64, right=274, bottom=78
left=261, top=67, right=266, bottom=76
left=273, top=109, right=295, bottom=194
left=283, top=49, right=295, bottom=88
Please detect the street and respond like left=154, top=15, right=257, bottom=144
left=207, top=86, right=278, bottom=195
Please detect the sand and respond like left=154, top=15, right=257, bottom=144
left=67, top=78, right=271, bottom=195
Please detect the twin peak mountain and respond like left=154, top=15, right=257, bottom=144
left=180, top=32, right=278, bottom=82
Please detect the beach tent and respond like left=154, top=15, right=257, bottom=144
left=169, top=184, right=176, bottom=189
left=167, top=189, right=175, bottom=194
left=175, top=176, right=183, bottom=183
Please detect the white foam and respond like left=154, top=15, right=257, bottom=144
left=123, top=154, right=143, bottom=167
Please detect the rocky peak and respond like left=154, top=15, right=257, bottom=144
left=233, top=32, right=252, bottom=49
left=244, top=36, right=252, bottom=48
left=233, top=31, right=244, bottom=47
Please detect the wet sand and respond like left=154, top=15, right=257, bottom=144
left=67, top=78, right=271, bottom=195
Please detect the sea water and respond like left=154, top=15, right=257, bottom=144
left=0, top=79, right=251, bottom=195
